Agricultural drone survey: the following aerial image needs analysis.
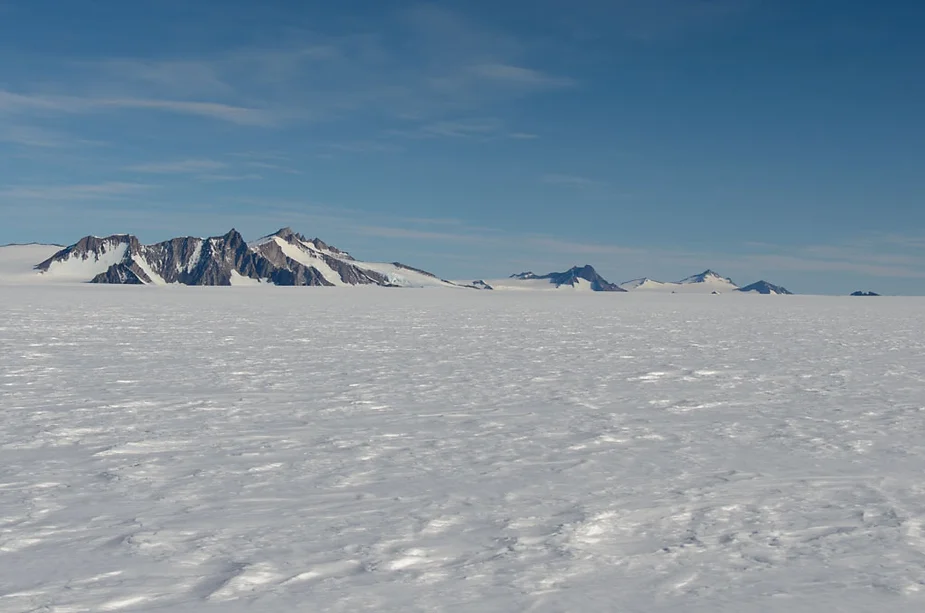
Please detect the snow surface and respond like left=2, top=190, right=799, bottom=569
left=3, top=288, right=925, bottom=612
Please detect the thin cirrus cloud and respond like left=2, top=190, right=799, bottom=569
left=195, top=173, right=263, bottom=182
left=0, top=6, right=573, bottom=135
left=0, top=90, right=273, bottom=126
left=0, top=124, right=95, bottom=148
left=354, top=222, right=641, bottom=257
left=468, top=63, right=575, bottom=88
left=127, top=159, right=227, bottom=174
left=541, top=173, right=601, bottom=188
left=390, top=118, right=530, bottom=140
left=0, top=182, right=152, bottom=200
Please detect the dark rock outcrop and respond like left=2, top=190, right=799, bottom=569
left=538, top=265, right=626, bottom=292
left=736, top=281, right=793, bottom=295
left=508, top=265, right=625, bottom=292
left=850, top=291, right=880, bottom=296
left=91, top=262, right=149, bottom=284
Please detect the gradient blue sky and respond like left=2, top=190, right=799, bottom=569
left=1, top=0, right=923, bottom=294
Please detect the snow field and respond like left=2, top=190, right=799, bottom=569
left=2, top=288, right=925, bottom=612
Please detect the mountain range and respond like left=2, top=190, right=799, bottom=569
left=6, top=228, right=479, bottom=289
left=0, top=227, right=792, bottom=293
left=616, top=271, right=792, bottom=294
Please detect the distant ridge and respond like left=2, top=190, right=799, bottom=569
left=1, top=242, right=65, bottom=248
left=620, top=269, right=741, bottom=294
left=482, top=265, right=624, bottom=292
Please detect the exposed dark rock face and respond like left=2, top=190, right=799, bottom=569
left=468, top=280, right=493, bottom=290
left=537, top=265, right=626, bottom=292
left=91, top=262, right=148, bottom=284
left=851, top=291, right=880, bottom=296
left=736, top=281, right=793, bottom=295
left=251, top=228, right=390, bottom=286
left=510, top=272, right=538, bottom=280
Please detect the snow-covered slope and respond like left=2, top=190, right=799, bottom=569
left=250, top=228, right=467, bottom=288
left=0, top=243, right=63, bottom=284
left=480, top=265, right=625, bottom=292
left=13, top=227, right=473, bottom=288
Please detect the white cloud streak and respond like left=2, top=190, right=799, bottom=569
left=0, top=182, right=152, bottom=200
left=127, top=159, right=227, bottom=173
left=0, top=90, right=273, bottom=125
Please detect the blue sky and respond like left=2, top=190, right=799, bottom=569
left=1, top=0, right=923, bottom=294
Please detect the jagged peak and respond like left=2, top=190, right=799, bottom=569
left=736, top=280, right=793, bottom=295
left=678, top=269, right=735, bottom=285
left=565, top=264, right=596, bottom=275
left=272, top=227, right=307, bottom=242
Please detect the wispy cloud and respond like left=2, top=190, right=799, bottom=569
left=0, top=124, right=100, bottom=148
left=421, top=118, right=503, bottom=138
left=541, top=173, right=602, bottom=188
left=242, top=161, right=304, bottom=174
left=196, top=173, right=263, bottom=182
left=327, top=141, right=403, bottom=154
left=2, top=5, right=573, bottom=138
left=95, top=59, right=231, bottom=97
left=356, top=225, right=499, bottom=244
left=468, top=63, right=574, bottom=88
left=127, top=159, right=227, bottom=173
left=128, top=157, right=299, bottom=177
left=738, top=253, right=925, bottom=279
left=0, top=182, right=152, bottom=200
left=0, top=90, right=273, bottom=125
left=563, top=0, right=762, bottom=42
left=524, top=236, right=642, bottom=256
left=390, top=117, right=532, bottom=140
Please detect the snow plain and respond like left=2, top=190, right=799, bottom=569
left=2, top=287, right=925, bottom=612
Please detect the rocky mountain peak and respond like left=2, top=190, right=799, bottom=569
left=34, top=234, right=141, bottom=272
left=542, top=265, right=624, bottom=291
left=678, top=269, right=736, bottom=285
left=272, top=227, right=308, bottom=244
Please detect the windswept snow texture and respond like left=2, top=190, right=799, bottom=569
left=3, top=289, right=925, bottom=612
